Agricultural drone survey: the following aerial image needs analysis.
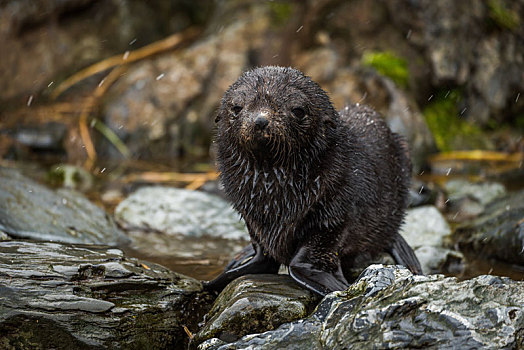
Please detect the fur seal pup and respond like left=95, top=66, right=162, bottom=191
left=205, top=66, right=422, bottom=296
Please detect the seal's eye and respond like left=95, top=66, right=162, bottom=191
left=232, top=105, right=243, bottom=115
left=291, top=107, right=305, bottom=119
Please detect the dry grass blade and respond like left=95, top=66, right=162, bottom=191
left=51, top=27, right=201, bottom=99
left=429, top=150, right=524, bottom=163
left=183, top=325, right=194, bottom=340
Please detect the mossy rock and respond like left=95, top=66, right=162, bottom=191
left=487, top=0, right=520, bottom=31
left=422, top=90, right=491, bottom=152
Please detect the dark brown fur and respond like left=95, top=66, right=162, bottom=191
left=210, top=66, right=421, bottom=295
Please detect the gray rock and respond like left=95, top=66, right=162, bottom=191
left=0, top=240, right=213, bottom=349
left=198, top=265, right=524, bottom=349
left=444, top=179, right=506, bottom=220
left=414, top=246, right=465, bottom=276
left=454, top=189, right=524, bottom=265
left=0, top=167, right=128, bottom=245
left=115, top=186, right=247, bottom=240
left=193, top=274, right=318, bottom=346
left=400, top=205, right=464, bottom=274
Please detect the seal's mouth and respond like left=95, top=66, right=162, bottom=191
left=253, top=128, right=271, bottom=139
left=240, top=128, right=271, bottom=147
left=240, top=111, right=273, bottom=144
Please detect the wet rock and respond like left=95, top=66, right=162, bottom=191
left=193, top=274, right=318, bottom=346
left=197, top=265, right=524, bottom=349
left=0, top=167, right=128, bottom=245
left=400, top=205, right=464, bottom=274
left=454, top=189, right=524, bottom=265
left=0, top=240, right=212, bottom=349
left=114, top=186, right=249, bottom=278
left=444, top=179, right=506, bottom=221
left=385, top=0, right=524, bottom=125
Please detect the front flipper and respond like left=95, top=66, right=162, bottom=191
left=289, top=246, right=349, bottom=297
left=223, top=244, right=256, bottom=270
left=204, top=243, right=280, bottom=293
left=388, top=233, right=423, bottom=275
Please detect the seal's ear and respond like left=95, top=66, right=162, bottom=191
left=215, top=114, right=221, bottom=123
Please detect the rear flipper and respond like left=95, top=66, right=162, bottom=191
left=388, top=233, right=423, bottom=275
left=289, top=246, right=349, bottom=297
left=203, top=243, right=280, bottom=293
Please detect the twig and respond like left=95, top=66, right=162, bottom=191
left=78, top=96, right=97, bottom=170
left=78, top=66, right=128, bottom=170
left=121, top=171, right=218, bottom=184
left=51, top=27, right=201, bottom=99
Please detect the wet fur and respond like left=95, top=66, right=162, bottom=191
left=214, top=66, right=418, bottom=290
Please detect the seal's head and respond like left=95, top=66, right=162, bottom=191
left=215, top=66, right=339, bottom=162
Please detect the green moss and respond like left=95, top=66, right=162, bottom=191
left=362, top=51, right=409, bottom=88
left=268, top=1, right=293, bottom=27
left=487, top=0, right=520, bottom=30
left=46, top=164, right=93, bottom=190
left=423, top=90, right=486, bottom=152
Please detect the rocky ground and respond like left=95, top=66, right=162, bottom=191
left=0, top=168, right=523, bottom=349
left=0, top=0, right=523, bottom=349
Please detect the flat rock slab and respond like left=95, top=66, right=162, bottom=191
left=0, top=241, right=213, bottom=349
left=198, top=265, right=524, bottom=349
left=0, top=167, right=128, bottom=245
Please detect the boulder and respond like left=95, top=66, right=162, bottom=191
left=197, top=265, right=524, bottom=349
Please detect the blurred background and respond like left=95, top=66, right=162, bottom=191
left=0, top=0, right=523, bottom=281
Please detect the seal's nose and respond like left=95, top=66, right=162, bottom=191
left=254, top=115, right=269, bottom=130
